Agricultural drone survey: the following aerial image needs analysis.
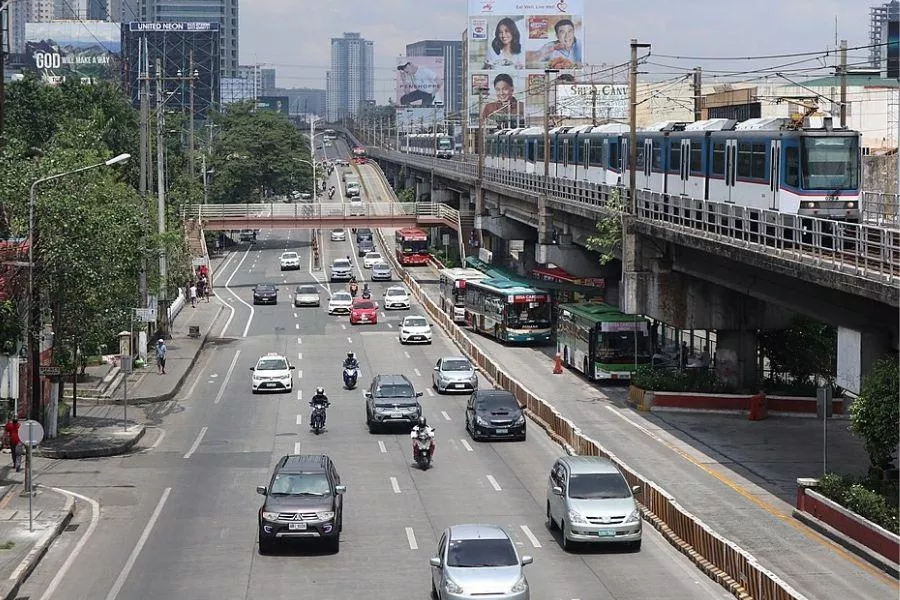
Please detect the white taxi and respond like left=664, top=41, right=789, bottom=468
left=383, top=286, right=410, bottom=310
left=250, top=353, right=295, bottom=393
left=399, top=315, right=433, bottom=344
left=279, top=252, right=301, bottom=270
left=328, top=291, right=354, bottom=315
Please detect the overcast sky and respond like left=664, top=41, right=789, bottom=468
left=241, top=0, right=873, bottom=100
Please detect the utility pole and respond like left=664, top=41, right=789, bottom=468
left=839, top=40, right=847, bottom=128
left=156, top=58, right=170, bottom=338
left=629, top=40, right=651, bottom=213
left=591, top=86, right=597, bottom=126
left=693, top=67, right=703, bottom=122
left=540, top=69, right=559, bottom=248
left=188, top=50, right=195, bottom=177
left=138, top=37, right=150, bottom=312
left=476, top=92, right=485, bottom=218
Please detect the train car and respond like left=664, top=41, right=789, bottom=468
left=484, top=116, right=861, bottom=221
left=401, top=133, right=455, bottom=159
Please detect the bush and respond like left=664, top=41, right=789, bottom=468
left=816, top=473, right=899, bottom=534
left=631, top=366, right=733, bottom=393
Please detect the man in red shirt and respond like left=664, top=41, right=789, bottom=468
left=4, top=416, right=21, bottom=472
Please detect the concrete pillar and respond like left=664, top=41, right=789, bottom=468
left=404, top=174, right=416, bottom=190
left=714, top=329, right=758, bottom=389
left=416, top=178, right=431, bottom=201
left=837, top=327, right=894, bottom=395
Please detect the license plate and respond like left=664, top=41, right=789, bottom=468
left=390, top=413, right=403, bottom=419
left=495, top=428, right=508, bottom=434
left=360, top=317, right=368, bottom=321
left=265, top=383, right=276, bottom=387
left=288, top=522, right=307, bottom=531
left=453, top=383, right=464, bottom=388
left=597, top=530, right=615, bottom=537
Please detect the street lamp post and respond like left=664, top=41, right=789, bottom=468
left=27, top=153, right=131, bottom=422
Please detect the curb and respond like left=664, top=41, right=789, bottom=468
left=37, top=424, right=147, bottom=460
left=0, top=489, right=75, bottom=600
left=793, top=509, right=900, bottom=579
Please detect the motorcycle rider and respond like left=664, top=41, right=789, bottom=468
left=349, top=277, right=359, bottom=297
left=410, top=416, right=435, bottom=462
left=361, top=283, right=371, bottom=299
left=309, top=386, right=331, bottom=427
left=343, top=351, right=359, bottom=370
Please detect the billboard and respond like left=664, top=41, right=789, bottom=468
left=24, top=21, right=121, bottom=85
left=396, top=56, right=445, bottom=107
left=257, top=96, right=290, bottom=115
left=396, top=106, right=447, bottom=132
left=556, top=83, right=627, bottom=121
left=467, top=0, right=585, bottom=128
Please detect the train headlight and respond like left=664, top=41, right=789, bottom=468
left=845, top=201, right=856, bottom=208
left=804, top=201, right=815, bottom=208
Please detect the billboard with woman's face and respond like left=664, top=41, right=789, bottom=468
left=467, top=0, right=585, bottom=128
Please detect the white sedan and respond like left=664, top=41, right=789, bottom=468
left=327, top=291, right=354, bottom=315
left=279, top=252, right=300, bottom=270
left=330, top=228, right=346, bottom=242
left=383, top=286, right=410, bottom=310
left=362, top=252, right=383, bottom=269
left=399, top=315, right=433, bottom=344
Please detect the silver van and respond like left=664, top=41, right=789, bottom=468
left=546, top=456, right=642, bottom=551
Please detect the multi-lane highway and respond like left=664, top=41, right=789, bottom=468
left=14, top=152, right=735, bottom=600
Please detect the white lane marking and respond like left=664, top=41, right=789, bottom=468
left=104, top=487, right=172, bottom=600
left=296, top=414, right=303, bottom=425
left=414, top=368, right=421, bottom=377
left=460, top=439, right=474, bottom=452
left=381, top=312, right=386, bottom=319
left=405, top=527, right=418, bottom=550
left=341, top=323, right=347, bottom=330
left=297, top=336, right=302, bottom=344
left=426, top=388, right=434, bottom=397
left=441, top=411, right=451, bottom=421
left=296, top=370, right=303, bottom=379
left=378, top=440, right=387, bottom=453
left=297, top=352, right=303, bottom=360
left=295, top=322, right=300, bottom=330
left=213, top=252, right=239, bottom=338
left=294, top=441, right=302, bottom=454
left=223, top=245, right=255, bottom=338
left=38, top=487, right=101, bottom=600
left=214, top=350, right=241, bottom=404
left=387, top=323, right=392, bottom=328
left=347, top=337, right=352, bottom=344
left=404, top=351, right=410, bottom=358
left=297, top=389, right=303, bottom=401
left=293, top=312, right=298, bottom=318
left=183, top=426, right=208, bottom=459
left=390, top=477, right=401, bottom=494
left=520, top=525, right=542, bottom=548
left=147, top=427, right=166, bottom=452
left=486, top=475, right=502, bottom=491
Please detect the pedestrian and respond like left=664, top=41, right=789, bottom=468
left=196, top=278, right=205, bottom=300
left=156, top=339, right=167, bottom=374
left=4, top=415, right=22, bottom=472
left=189, top=282, right=197, bottom=308
left=201, top=275, right=210, bottom=302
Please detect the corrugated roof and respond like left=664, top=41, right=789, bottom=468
left=803, top=74, right=898, bottom=88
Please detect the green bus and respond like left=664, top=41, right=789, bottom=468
left=464, top=278, right=552, bottom=344
left=556, top=302, right=653, bottom=380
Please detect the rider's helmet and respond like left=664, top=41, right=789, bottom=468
left=347, top=351, right=355, bottom=360
left=417, top=416, right=427, bottom=428
left=316, top=386, right=325, bottom=395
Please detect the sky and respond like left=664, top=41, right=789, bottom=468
left=240, top=0, right=874, bottom=102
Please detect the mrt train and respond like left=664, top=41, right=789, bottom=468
left=483, top=117, right=861, bottom=221
left=401, top=133, right=455, bottom=159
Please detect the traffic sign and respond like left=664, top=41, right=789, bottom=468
left=39, top=365, right=60, bottom=376
left=18, top=420, right=44, bottom=447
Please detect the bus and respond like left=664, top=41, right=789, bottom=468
left=438, top=268, right=488, bottom=323
left=464, top=278, right=552, bottom=344
left=395, top=227, right=429, bottom=265
left=556, top=302, right=653, bottom=380
left=350, top=146, right=368, bottom=164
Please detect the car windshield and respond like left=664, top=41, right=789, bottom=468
left=256, top=285, right=275, bottom=292
left=567, top=473, right=632, bottom=499
left=404, top=318, right=428, bottom=328
left=333, top=260, right=351, bottom=268
left=374, top=264, right=389, bottom=270
left=332, top=229, right=343, bottom=234
left=447, top=538, right=518, bottom=567
left=354, top=301, right=375, bottom=310
left=365, top=253, right=381, bottom=260
left=281, top=253, right=298, bottom=259
left=386, top=289, right=406, bottom=297
left=257, top=358, right=287, bottom=371
left=296, top=286, right=317, bottom=294
left=270, top=472, right=330, bottom=496
left=476, top=395, right=519, bottom=412
left=374, top=384, right=414, bottom=398
left=442, top=360, right=472, bottom=372
left=332, top=293, right=351, bottom=302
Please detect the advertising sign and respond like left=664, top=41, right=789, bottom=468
left=257, top=96, right=290, bottom=115
left=25, top=21, right=121, bottom=85
left=556, top=83, right=627, bottom=121
left=467, top=0, right=585, bottom=128
left=396, top=56, right=445, bottom=108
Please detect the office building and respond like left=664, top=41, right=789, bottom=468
left=139, top=0, right=238, bottom=76
left=406, top=39, right=463, bottom=115
left=326, top=32, right=374, bottom=121
left=870, top=1, right=900, bottom=70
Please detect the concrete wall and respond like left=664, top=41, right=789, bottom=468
left=863, top=155, right=898, bottom=193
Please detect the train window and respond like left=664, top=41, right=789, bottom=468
left=590, top=143, right=603, bottom=167
left=737, top=142, right=766, bottom=179
left=536, top=138, right=544, bottom=162
left=635, top=146, right=645, bottom=170
left=669, top=146, right=681, bottom=172
left=801, top=136, right=859, bottom=190
left=568, top=141, right=577, bottom=165
left=711, top=143, right=726, bottom=175
left=652, top=146, right=664, bottom=170
left=784, top=146, right=800, bottom=187
left=690, top=144, right=703, bottom=174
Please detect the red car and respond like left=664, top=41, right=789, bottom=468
left=349, top=299, right=378, bottom=325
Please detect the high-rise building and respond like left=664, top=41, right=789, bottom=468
left=110, top=0, right=140, bottom=21
left=870, top=1, right=900, bottom=70
left=326, top=32, right=374, bottom=121
left=406, top=39, right=463, bottom=115
left=139, top=0, right=239, bottom=76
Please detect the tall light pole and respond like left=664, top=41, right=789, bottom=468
left=310, top=118, right=321, bottom=194
left=27, top=154, right=131, bottom=422
left=629, top=40, right=651, bottom=213
left=539, top=69, right=559, bottom=255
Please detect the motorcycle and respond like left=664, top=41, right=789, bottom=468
left=310, top=401, right=328, bottom=434
left=361, top=288, right=371, bottom=300
left=413, top=428, right=435, bottom=470
left=343, top=366, right=359, bottom=389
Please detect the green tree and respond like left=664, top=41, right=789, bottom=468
left=850, top=357, right=900, bottom=472
left=584, top=188, right=625, bottom=265
left=757, top=316, right=837, bottom=385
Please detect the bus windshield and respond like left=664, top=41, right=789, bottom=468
left=595, top=330, right=653, bottom=364
left=801, top=136, right=859, bottom=191
left=399, top=238, right=428, bottom=253
left=505, top=301, right=551, bottom=328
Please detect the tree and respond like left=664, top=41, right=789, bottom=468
left=584, top=188, right=625, bottom=265
left=850, top=356, right=900, bottom=473
left=757, top=316, right=837, bottom=385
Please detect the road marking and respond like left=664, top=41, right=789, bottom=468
left=426, top=388, right=434, bottom=397
left=214, top=350, right=241, bottom=404
left=297, top=352, right=303, bottom=360
left=405, top=527, right=418, bottom=550
left=460, top=439, right=474, bottom=452
left=183, top=427, right=208, bottom=459
left=390, top=477, right=401, bottom=494
left=296, top=370, right=303, bottom=379
left=38, top=487, right=101, bottom=600
left=296, top=414, right=303, bottom=425
left=223, top=245, right=255, bottom=338
left=104, top=487, right=172, bottom=600
left=347, top=337, right=352, bottom=343
left=381, top=312, right=386, bottom=319
left=294, top=441, right=302, bottom=454
left=297, top=389, right=303, bottom=401
left=441, top=411, right=451, bottom=421
left=341, top=323, right=347, bottom=330
left=293, top=312, right=298, bottom=318
left=414, top=368, right=421, bottom=377
left=386, top=323, right=392, bottom=328
left=378, top=440, right=387, bottom=453
left=520, top=525, right=542, bottom=548
left=295, top=322, right=300, bottom=330
left=297, top=336, right=302, bottom=344
left=404, top=351, right=410, bottom=358
left=486, top=475, right=502, bottom=491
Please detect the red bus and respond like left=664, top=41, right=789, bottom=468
left=395, top=228, right=429, bottom=265
left=350, top=146, right=368, bottom=164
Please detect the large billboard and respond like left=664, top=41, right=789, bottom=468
left=24, top=21, right=121, bottom=85
left=556, top=83, right=627, bottom=121
left=467, top=0, right=585, bottom=128
left=396, top=56, right=445, bottom=107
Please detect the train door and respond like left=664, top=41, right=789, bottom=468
left=769, top=140, right=781, bottom=211
left=581, top=138, right=591, bottom=182
left=620, top=137, right=629, bottom=187
left=638, top=138, right=652, bottom=189
left=678, top=139, right=690, bottom=195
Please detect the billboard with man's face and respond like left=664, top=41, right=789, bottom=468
left=25, top=22, right=121, bottom=85
left=467, top=0, right=585, bottom=128
left=395, top=56, right=446, bottom=108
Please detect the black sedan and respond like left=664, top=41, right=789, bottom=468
left=465, top=390, right=526, bottom=441
left=252, top=283, right=278, bottom=305
left=357, top=239, right=375, bottom=257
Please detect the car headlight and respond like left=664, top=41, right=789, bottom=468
left=625, top=508, right=641, bottom=524
left=510, top=575, right=528, bottom=593
left=252, top=375, right=264, bottom=381
left=316, top=511, right=335, bottom=521
left=475, top=416, right=489, bottom=427
left=567, top=510, right=588, bottom=525
left=261, top=511, right=279, bottom=521
left=445, top=579, right=463, bottom=594
left=281, top=374, right=292, bottom=381
left=401, top=330, right=409, bottom=335
left=513, top=414, right=525, bottom=426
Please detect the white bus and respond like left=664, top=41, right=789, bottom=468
left=438, top=268, right=488, bottom=323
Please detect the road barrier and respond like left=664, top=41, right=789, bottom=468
left=365, top=163, right=809, bottom=600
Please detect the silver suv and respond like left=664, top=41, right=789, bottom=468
left=330, top=258, right=353, bottom=282
left=546, top=456, right=642, bottom=551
